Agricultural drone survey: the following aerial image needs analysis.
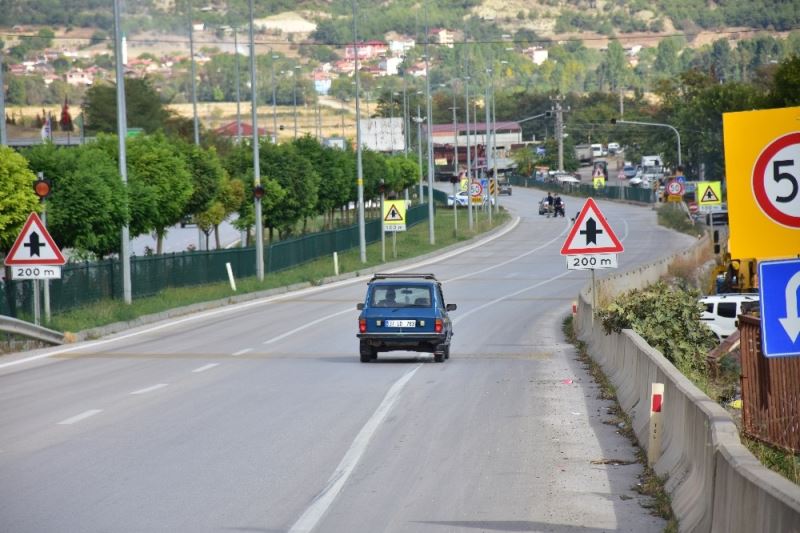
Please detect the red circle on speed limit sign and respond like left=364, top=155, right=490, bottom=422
left=752, top=132, right=800, bottom=228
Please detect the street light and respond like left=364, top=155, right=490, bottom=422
left=610, top=118, right=682, bottom=167
left=271, top=53, right=278, bottom=143
left=412, top=95, right=425, bottom=203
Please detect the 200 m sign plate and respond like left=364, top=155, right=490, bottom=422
left=12, top=266, right=62, bottom=279
left=566, top=254, right=618, bottom=270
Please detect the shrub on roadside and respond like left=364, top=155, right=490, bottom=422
left=597, top=282, right=717, bottom=384
left=657, top=203, right=703, bottom=237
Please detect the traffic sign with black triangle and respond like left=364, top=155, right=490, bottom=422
left=4, top=212, right=66, bottom=265
left=384, top=204, right=404, bottom=222
left=560, top=198, right=624, bottom=255
left=701, top=185, right=720, bottom=203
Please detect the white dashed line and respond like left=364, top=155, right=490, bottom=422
left=130, top=384, right=168, bottom=395
left=58, top=409, right=103, bottom=425
left=231, top=348, right=252, bottom=356
left=192, top=363, right=219, bottom=373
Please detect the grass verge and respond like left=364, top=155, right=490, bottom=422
left=656, top=203, right=704, bottom=237
left=562, top=316, right=678, bottom=532
left=742, top=436, right=800, bottom=485
left=44, top=206, right=509, bottom=334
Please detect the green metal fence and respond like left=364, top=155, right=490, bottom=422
left=1, top=203, right=432, bottom=318
left=508, top=174, right=656, bottom=203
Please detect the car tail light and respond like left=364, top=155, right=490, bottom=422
left=359, top=319, right=367, bottom=333
left=435, top=319, right=443, bottom=333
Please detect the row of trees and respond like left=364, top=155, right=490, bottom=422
left=0, top=131, right=420, bottom=261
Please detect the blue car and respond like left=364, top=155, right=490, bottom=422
left=356, top=273, right=457, bottom=363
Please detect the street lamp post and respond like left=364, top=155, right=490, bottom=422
left=248, top=0, right=264, bottom=281
left=352, top=0, right=366, bottom=263
left=423, top=0, right=435, bottom=245
left=233, top=28, right=242, bottom=143
left=293, top=66, right=301, bottom=140
left=611, top=118, right=682, bottom=167
left=271, top=52, right=278, bottom=143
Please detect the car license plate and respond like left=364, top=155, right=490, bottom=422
left=386, top=320, right=415, bottom=328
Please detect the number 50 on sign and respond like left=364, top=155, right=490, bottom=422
left=723, top=107, right=800, bottom=260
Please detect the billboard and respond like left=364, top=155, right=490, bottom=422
left=360, top=117, right=405, bottom=152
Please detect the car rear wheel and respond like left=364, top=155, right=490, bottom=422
left=360, top=342, right=377, bottom=363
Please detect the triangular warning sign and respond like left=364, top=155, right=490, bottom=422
left=560, top=198, right=624, bottom=255
left=701, top=186, right=720, bottom=203
left=384, top=204, right=404, bottom=222
left=4, top=212, right=66, bottom=266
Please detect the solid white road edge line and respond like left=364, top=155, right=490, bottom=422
left=57, top=409, right=103, bottom=425
left=0, top=218, right=521, bottom=371
left=231, top=348, right=252, bottom=356
left=288, top=364, right=421, bottom=533
left=192, top=363, right=219, bottom=373
left=130, top=383, right=168, bottom=395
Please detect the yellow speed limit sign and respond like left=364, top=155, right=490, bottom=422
left=723, top=107, right=800, bottom=260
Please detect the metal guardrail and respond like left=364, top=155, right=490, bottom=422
left=0, top=315, right=65, bottom=345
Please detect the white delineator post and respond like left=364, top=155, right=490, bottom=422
left=333, top=252, right=339, bottom=277
left=226, top=262, right=237, bottom=291
left=648, top=382, right=665, bottom=466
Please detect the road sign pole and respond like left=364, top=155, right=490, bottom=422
left=392, top=230, right=397, bottom=259
left=381, top=192, right=386, bottom=263
left=592, top=269, right=597, bottom=327
left=33, top=279, right=41, bottom=326
left=452, top=181, right=458, bottom=236
left=41, top=206, right=51, bottom=323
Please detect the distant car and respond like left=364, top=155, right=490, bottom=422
left=498, top=179, right=512, bottom=195
left=447, top=190, right=495, bottom=207
left=356, top=273, right=457, bottom=363
left=622, top=165, right=637, bottom=179
left=607, top=142, right=621, bottom=154
left=699, top=293, right=759, bottom=340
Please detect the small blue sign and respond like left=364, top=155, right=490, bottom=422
left=759, top=258, right=800, bottom=358
left=480, top=178, right=489, bottom=195
left=676, top=175, right=686, bottom=184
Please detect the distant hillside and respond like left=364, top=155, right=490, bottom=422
left=2, top=0, right=798, bottom=38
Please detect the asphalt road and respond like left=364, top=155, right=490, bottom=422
left=0, top=187, right=696, bottom=533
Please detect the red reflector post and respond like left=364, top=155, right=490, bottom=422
left=651, top=393, right=663, bottom=413
left=434, top=319, right=442, bottom=333
left=359, top=319, right=366, bottom=333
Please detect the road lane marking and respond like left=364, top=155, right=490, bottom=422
left=263, top=309, right=352, bottom=345
left=58, top=409, right=103, bottom=425
left=192, top=363, right=219, bottom=373
left=288, top=365, right=421, bottom=533
left=231, top=348, right=252, bottom=356
left=0, top=217, right=521, bottom=371
left=130, top=384, right=168, bottom=395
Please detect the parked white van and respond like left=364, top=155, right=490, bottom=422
left=699, top=293, right=759, bottom=340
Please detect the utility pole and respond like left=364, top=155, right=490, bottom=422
left=423, top=0, right=435, bottom=245
left=464, top=55, right=473, bottom=230
left=113, top=0, right=132, bottom=304
left=248, top=0, right=264, bottom=281
left=233, top=28, right=242, bottom=142
left=188, top=0, right=200, bottom=146
left=415, top=101, right=424, bottom=203
left=449, top=101, right=458, bottom=177
left=484, top=71, right=491, bottom=224
left=0, top=50, right=6, bottom=145
left=353, top=0, right=367, bottom=263
left=270, top=51, right=278, bottom=143
left=551, top=94, right=566, bottom=172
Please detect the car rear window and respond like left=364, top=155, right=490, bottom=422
left=717, top=302, right=738, bottom=318
left=371, top=285, right=433, bottom=307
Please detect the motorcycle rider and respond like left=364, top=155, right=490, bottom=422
left=554, top=194, right=565, bottom=217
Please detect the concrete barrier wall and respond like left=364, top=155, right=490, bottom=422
left=574, top=236, right=800, bottom=533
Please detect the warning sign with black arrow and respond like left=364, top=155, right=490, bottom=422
left=4, top=212, right=66, bottom=266
left=560, top=198, right=624, bottom=255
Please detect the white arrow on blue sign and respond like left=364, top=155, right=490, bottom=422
left=758, top=258, right=800, bottom=358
